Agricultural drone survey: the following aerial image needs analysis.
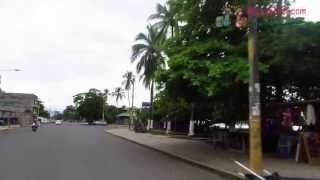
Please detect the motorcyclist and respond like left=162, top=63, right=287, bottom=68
left=32, top=120, right=38, bottom=127
left=32, top=119, right=38, bottom=131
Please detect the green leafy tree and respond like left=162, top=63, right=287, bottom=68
left=104, top=105, right=124, bottom=124
left=63, top=105, right=79, bottom=121
left=37, top=101, right=50, bottom=118
left=151, top=0, right=320, bottom=126
left=73, top=88, right=106, bottom=124
left=154, top=0, right=251, bottom=123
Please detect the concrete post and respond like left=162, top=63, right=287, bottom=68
left=150, top=120, right=154, bottom=129
left=166, top=120, right=171, bottom=134
left=163, top=121, right=167, bottom=129
left=146, top=120, right=150, bottom=131
left=188, top=120, right=195, bottom=136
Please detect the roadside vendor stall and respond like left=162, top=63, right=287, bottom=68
left=208, top=100, right=320, bottom=165
left=263, top=100, right=320, bottom=164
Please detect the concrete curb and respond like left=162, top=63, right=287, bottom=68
left=0, top=128, right=9, bottom=132
left=104, top=129, right=243, bottom=180
left=0, top=125, right=21, bottom=132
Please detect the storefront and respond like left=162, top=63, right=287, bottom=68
left=0, top=109, right=17, bottom=126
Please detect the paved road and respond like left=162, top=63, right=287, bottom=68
left=0, top=123, right=226, bottom=180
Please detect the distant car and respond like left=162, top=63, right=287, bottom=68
left=93, top=121, right=107, bottom=125
left=55, top=120, right=63, bottom=125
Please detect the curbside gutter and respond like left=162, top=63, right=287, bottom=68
left=104, top=129, right=243, bottom=180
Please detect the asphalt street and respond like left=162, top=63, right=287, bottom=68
left=0, top=123, right=227, bottom=180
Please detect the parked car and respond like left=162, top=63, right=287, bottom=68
left=55, top=120, right=63, bottom=125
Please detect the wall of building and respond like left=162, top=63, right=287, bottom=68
left=0, top=93, right=38, bottom=126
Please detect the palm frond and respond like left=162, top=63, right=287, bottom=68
left=148, top=3, right=166, bottom=21
left=131, top=44, right=149, bottom=62
left=148, top=14, right=162, bottom=21
left=134, top=32, right=151, bottom=45
left=122, top=71, right=134, bottom=90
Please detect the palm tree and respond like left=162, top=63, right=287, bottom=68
left=131, top=25, right=165, bottom=121
left=122, top=72, right=132, bottom=108
left=122, top=71, right=136, bottom=129
left=148, top=3, right=177, bottom=38
left=112, top=87, right=124, bottom=105
left=122, top=71, right=135, bottom=109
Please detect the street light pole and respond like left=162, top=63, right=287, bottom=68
left=101, top=91, right=108, bottom=123
left=102, top=100, right=105, bottom=122
left=248, top=0, right=262, bottom=174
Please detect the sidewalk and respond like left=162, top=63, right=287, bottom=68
left=0, top=125, right=20, bottom=131
left=0, top=127, right=9, bottom=131
left=105, top=127, right=320, bottom=179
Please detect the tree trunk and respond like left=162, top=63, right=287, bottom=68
left=150, top=80, right=154, bottom=121
left=127, top=90, right=130, bottom=108
left=171, top=25, right=174, bottom=38
left=127, top=90, right=131, bottom=129
left=131, top=83, right=135, bottom=129
left=190, top=103, right=195, bottom=121
left=132, top=83, right=134, bottom=109
left=188, top=103, right=195, bottom=136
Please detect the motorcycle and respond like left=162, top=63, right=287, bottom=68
left=32, top=123, right=38, bottom=132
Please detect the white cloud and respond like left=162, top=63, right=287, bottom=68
left=0, top=0, right=166, bottom=111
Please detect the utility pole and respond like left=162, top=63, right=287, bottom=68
left=38, top=101, right=40, bottom=117
left=102, top=100, right=105, bottom=122
left=248, top=0, right=262, bottom=174
left=216, top=0, right=263, bottom=174
left=131, top=78, right=135, bottom=129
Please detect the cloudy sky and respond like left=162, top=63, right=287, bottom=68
left=0, top=0, right=319, bottom=112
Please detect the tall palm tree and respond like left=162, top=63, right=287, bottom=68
left=102, top=89, right=109, bottom=102
left=122, top=72, right=132, bottom=108
left=148, top=3, right=177, bottom=38
left=122, top=71, right=135, bottom=109
left=122, top=71, right=136, bottom=128
left=131, top=25, right=165, bottom=121
left=112, top=87, right=124, bottom=105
